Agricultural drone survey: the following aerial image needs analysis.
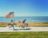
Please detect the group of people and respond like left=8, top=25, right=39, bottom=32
left=8, top=19, right=28, bottom=30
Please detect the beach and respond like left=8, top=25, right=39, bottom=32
left=0, top=26, right=48, bottom=32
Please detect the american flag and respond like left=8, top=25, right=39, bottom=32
left=5, top=12, right=14, bottom=18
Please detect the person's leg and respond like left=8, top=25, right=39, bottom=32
left=12, top=25, right=15, bottom=30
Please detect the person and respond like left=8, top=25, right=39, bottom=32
left=22, top=19, right=26, bottom=23
left=21, top=19, right=28, bottom=28
left=8, top=20, right=16, bottom=30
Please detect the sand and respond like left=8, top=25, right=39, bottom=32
left=0, top=26, right=48, bottom=32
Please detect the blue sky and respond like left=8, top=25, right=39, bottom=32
left=0, top=0, right=48, bottom=16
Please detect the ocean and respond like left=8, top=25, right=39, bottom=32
left=0, top=16, right=48, bottom=22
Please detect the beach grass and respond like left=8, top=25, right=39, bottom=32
left=0, top=32, right=48, bottom=38
left=0, top=22, right=48, bottom=27
left=28, top=22, right=48, bottom=27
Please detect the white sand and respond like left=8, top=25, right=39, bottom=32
left=0, top=26, right=48, bottom=32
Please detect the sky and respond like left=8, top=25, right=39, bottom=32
left=0, top=0, right=48, bottom=16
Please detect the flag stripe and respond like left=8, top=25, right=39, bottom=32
left=5, top=12, right=14, bottom=18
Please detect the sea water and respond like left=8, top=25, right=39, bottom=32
left=0, top=16, right=48, bottom=22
